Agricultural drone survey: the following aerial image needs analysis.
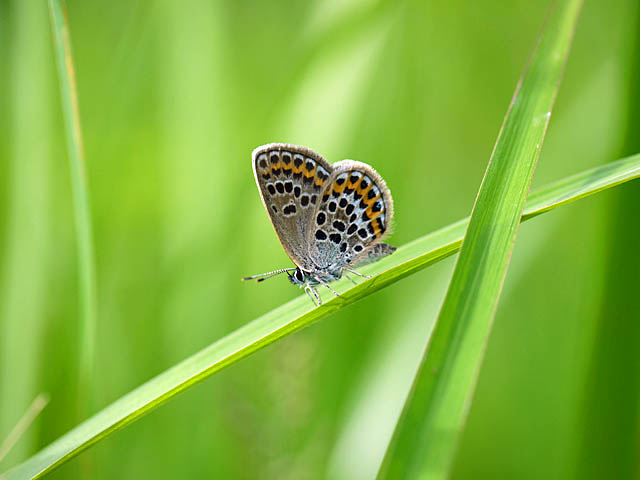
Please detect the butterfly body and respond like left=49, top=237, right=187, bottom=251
left=244, top=143, right=396, bottom=305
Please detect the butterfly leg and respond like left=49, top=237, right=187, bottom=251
left=344, top=272, right=358, bottom=285
left=314, top=276, right=342, bottom=299
left=305, top=285, right=321, bottom=306
left=343, top=268, right=371, bottom=279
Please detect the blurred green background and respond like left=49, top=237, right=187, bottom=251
left=1, top=0, right=638, bottom=478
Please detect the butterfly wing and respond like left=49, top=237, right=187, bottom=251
left=307, top=160, right=394, bottom=271
left=351, top=242, right=397, bottom=268
left=252, top=143, right=333, bottom=270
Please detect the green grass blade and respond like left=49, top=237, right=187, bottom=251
left=378, top=1, right=583, bottom=479
left=47, top=0, right=97, bottom=412
left=2, top=151, right=638, bottom=479
left=0, top=395, right=50, bottom=464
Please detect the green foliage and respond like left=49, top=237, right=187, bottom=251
left=379, top=2, right=583, bottom=478
left=48, top=0, right=97, bottom=418
left=0, top=0, right=638, bottom=479
left=4, top=154, right=640, bottom=479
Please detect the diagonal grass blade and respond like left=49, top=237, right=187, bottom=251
left=3, top=151, right=637, bottom=480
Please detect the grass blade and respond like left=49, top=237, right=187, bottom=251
left=377, top=1, right=583, bottom=478
left=0, top=395, right=50, bottom=464
left=1, top=151, right=637, bottom=479
left=47, top=0, right=97, bottom=411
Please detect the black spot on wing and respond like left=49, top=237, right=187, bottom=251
left=283, top=204, right=297, bottom=216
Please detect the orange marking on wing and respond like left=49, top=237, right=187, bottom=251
left=366, top=208, right=383, bottom=221
left=314, top=176, right=325, bottom=188
left=347, top=175, right=362, bottom=190
left=293, top=157, right=304, bottom=174
left=371, top=219, right=383, bottom=236
left=333, top=180, right=347, bottom=195
left=365, top=193, right=382, bottom=209
left=304, top=162, right=316, bottom=176
left=358, top=182, right=373, bottom=199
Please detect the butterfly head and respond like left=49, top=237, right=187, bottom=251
left=287, top=267, right=308, bottom=286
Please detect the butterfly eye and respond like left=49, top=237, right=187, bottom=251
left=295, top=269, right=304, bottom=282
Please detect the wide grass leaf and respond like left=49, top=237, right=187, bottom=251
left=377, top=1, right=583, bottom=479
left=2, top=151, right=638, bottom=479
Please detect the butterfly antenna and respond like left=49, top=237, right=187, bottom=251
left=241, top=268, right=296, bottom=283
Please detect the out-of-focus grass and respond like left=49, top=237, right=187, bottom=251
left=573, top=4, right=640, bottom=479
left=0, top=394, right=49, bottom=464
left=48, top=0, right=97, bottom=419
left=0, top=0, right=55, bottom=471
left=0, top=0, right=638, bottom=479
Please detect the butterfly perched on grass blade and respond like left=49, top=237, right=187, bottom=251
left=242, top=143, right=396, bottom=305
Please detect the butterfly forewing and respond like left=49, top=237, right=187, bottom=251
left=308, top=160, right=394, bottom=270
left=253, top=143, right=332, bottom=270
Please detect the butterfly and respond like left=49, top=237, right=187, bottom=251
left=242, top=143, right=396, bottom=305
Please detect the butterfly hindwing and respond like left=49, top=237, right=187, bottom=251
left=351, top=242, right=397, bottom=267
left=253, top=143, right=332, bottom=270
left=308, top=160, right=394, bottom=270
